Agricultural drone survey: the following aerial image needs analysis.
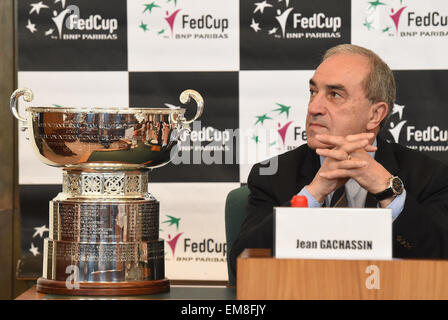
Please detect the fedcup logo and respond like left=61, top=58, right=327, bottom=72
left=251, top=102, right=306, bottom=150
left=138, top=0, right=230, bottom=39
left=384, top=103, right=448, bottom=152
left=25, top=0, right=119, bottom=40
left=387, top=104, right=407, bottom=143
left=362, top=0, right=407, bottom=34
left=161, top=214, right=183, bottom=258
left=161, top=214, right=227, bottom=262
left=253, top=103, right=295, bottom=148
left=248, top=102, right=308, bottom=175
left=362, top=0, right=448, bottom=38
left=28, top=225, right=49, bottom=257
left=167, top=120, right=280, bottom=176
left=249, top=0, right=342, bottom=39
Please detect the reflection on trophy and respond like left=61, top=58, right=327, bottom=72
left=10, top=88, right=204, bottom=295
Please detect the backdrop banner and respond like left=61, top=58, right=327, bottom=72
left=17, top=0, right=448, bottom=281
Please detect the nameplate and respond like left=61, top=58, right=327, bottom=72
left=274, top=207, right=392, bottom=260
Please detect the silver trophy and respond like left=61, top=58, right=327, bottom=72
left=10, top=88, right=204, bottom=295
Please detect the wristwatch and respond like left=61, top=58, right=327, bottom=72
left=374, top=176, right=404, bottom=201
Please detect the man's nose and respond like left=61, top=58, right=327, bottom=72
left=307, top=93, right=326, bottom=116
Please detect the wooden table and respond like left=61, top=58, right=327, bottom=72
left=16, top=285, right=236, bottom=300
left=237, top=248, right=448, bottom=299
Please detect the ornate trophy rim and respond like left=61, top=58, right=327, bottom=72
left=25, top=106, right=186, bottom=115
left=10, top=87, right=205, bottom=169
left=11, top=87, right=204, bottom=125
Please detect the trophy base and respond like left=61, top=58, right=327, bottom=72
left=36, top=277, right=170, bottom=296
left=38, top=167, right=170, bottom=296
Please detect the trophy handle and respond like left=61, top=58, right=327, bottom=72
left=10, top=88, right=33, bottom=125
left=177, top=89, right=204, bottom=125
left=174, top=126, right=191, bottom=142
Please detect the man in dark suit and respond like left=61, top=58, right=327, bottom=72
left=229, top=44, right=448, bottom=278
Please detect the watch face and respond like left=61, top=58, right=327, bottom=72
left=391, top=177, right=404, bottom=195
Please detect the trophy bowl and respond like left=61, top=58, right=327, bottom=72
left=10, top=88, right=204, bottom=296
left=11, top=88, right=204, bottom=170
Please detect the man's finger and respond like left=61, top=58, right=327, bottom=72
left=315, top=134, right=376, bottom=154
left=316, top=133, right=374, bottom=145
left=318, top=146, right=377, bottom=160
left=316, top=148, right=348, bottom=161
left=345, top=132, right=375, bottom=142
left=315, top=134, right=346, bottom=147
left=365, top=145, right=377, bottom=152
left=340, top=139, right=370, bottom=154
left=319, top=169, right=357, bottom=180
left=335, top=159, right=368, bottom=169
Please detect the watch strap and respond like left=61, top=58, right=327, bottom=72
left=374, top=187, right=395, bottom=201
left=374, top=176, right=403, bottom=201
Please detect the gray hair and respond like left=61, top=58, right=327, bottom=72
left=322, top=44, right=396, bottom=128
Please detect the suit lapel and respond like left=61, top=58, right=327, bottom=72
left=296, top=145, right=321, bottom=190
left=375, top=137, right=400, bottom=176
left=366, top=137, right=400, bottom=208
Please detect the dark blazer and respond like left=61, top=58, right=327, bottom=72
left=229, top=137, right=448, bottom=278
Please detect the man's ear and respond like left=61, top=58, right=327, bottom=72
left=367, top=102, right=388, bottom=131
